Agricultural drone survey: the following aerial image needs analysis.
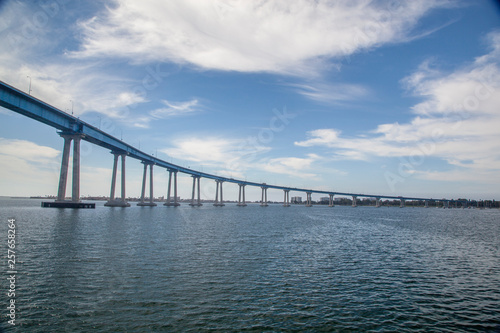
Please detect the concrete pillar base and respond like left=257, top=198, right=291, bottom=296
left=328, top=204, right=335, bottom=207
left=105, top=200, right=130, bottom=207
left=305, top=204, right=313, bottom=207
left=137, top=202, right=157, bottom=207
left=164, top=202, right=181, bottom=207
left=237, top=203, right=247, bottom=207
left=260, top=203, right=269, bottom=207
left=55, top=199, right=81, bottom=203
left=189, top=203, right=203, bottom=207
left=283, top=204, right=290, bottom=207
left=213, top=203, right=225, bottom=207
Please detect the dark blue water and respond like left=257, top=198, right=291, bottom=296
left=1, top=198, right=499, bottom=332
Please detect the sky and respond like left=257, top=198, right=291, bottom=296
left=0, top=0, right=499, bottom=202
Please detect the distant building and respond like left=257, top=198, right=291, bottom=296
left=291, top=196, right=302, bottom=204
left=320, top=197, right=329, bottom=203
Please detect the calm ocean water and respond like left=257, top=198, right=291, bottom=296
left=0, top=198, right=499, bottom=332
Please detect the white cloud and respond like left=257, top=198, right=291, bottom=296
left=257, top=154, right=320, bottom=179
left=0, top=138, right=61, bottom=195
left=150, top=99, right=199, bottom=118
left=292, top=82, right=369, bottom=104
left=73, top=0, right=451, bottom=75
left=160, top=136, right=326, bottom=180
left=161, top=137, right=247, bottom=164
left=0, top=138, right=60, bottom=163
left=294, top=31, right=500, bottom=184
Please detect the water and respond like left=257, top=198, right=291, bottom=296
left=0, top=198, right=499, bottom=332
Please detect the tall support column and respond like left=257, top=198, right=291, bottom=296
left=105, top=152, right=130, bottom=207
left=375, top=197, right=381, bottom=208
left=214, top=180, right=219, bottom=205
left=400, top=199, right=405, bottom=208
left=305, top=192, right=312, bottom=207
left=261, top=186, right=268, bottom=207
left=165, top=169, right=172, bottom=204
left=190, top=175, right=196, bottom=206
left=329, top=194, right=335, bottom=207
left=197, top=176, right=202, bottom=206
left=138, top=163, right=157, bottom=206
left=352, top=196, right=357, bottom=207
left=56, top=135, right=73, bottom=201
left=149, top=164, right=154, bottom=204
left=425, top=200, right=429, bottom=208
left=120, top=154, right=126, bottom=202
left=71, top=135, right=81, bottom=202
left=283, top=190, right=290, bottom=207
left=139, top=163, right=148, bottom=203
left=174, top=171, right=179, bottom=206
left=164, top=170, right=180, bottom=206
left=108, top=153, right=119, bottom=201
left=237, top=184, right=247, bottom=206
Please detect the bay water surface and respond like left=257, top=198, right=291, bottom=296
left=0, top=198, right=499, bottom=332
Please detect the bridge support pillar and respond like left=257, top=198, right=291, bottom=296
left=105, top=152, right=130, bottom=207
left=138, top=163, right=156, bottom=206
left=56, top=135, right=72, bottom=202
left=214, top=180, right=225, bottom=206
left=71, top=135, right=81, bottom=202
left=55, top=133, right=84, bottom=203
left=283, top=190, right=290, bottom=207
left=375, top=197, right=381, bottom=208
left=400, top=199, right=405, bottom=208
left=260, top=186, right=268, bottom=207
left=329, top=194, right=335, bottom=207
left=425, top=200, right=429, bottom=208
left=305, top=192, right=312, bottom=207
left=189, top=176, right=202, bottom=206
left=164, top=169, right=180, bottom=206
left=352, top=196, right=357, bottom=207
left=237, top=184, right=247, bottom=206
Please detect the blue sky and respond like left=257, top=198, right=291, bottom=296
left=0, top=0, right=499, bottom=201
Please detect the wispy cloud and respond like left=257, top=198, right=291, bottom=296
left=150, top=99, right=199, bottom=118
left=0, top=138, right=60, bottom=163
left=0, top=138, right=61, bottom=195
left=294, top=31, right=500, bottom=184
left=159, top=136, right=326, bottom=180
left=292, top=82, right=369, bottom=104
left=73, top=0, right=451, bottom=76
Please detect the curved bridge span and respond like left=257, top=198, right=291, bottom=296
left=0, top=80, right=462, bottom=208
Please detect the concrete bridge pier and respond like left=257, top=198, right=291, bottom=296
left=425, top=200, right=429, bottom=208
left=283, top=190, right=290, bottom=207
left=42, top=133, right=95, bottom=208
left=328, top=194, right=335, bottom=207
left=138, top=163, right=156, bottom=206
left=105, top=152, right=130, bottom=207
left=400, top=199, right=405, bottom=208
left=189, top=176, right=202, bottom=206
left=375, top=197, right=381, bottom=208
left=164, top=169, right=180, bottom=206
left=260, top=186, right=268, bottom=207
left=213, top=180, right=225, bottom=206
left=237, top=184, right=247, bottom=206
left=305, top=192, right=312, bottom=207
left=55, top=133, right=84, bottom=203
left=352, top=196, right=357, bottom=207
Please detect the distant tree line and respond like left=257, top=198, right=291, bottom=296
left=293, top=198, right=499, bottom=208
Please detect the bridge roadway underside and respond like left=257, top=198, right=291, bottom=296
left=0, top=80, right=462, bottom=208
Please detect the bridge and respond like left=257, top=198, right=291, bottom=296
left=0, top=80, right=466, bottom=209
